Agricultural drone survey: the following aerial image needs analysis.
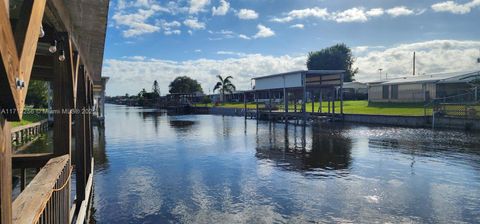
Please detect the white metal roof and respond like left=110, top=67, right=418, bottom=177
left=252, top=70, right=345, bottom=80
left=378, top=70, right=480, bottom=85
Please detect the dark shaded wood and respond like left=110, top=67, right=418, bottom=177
left=20, top=169, right=26, bottom=191
left=0, top=115, right=12, bottom=224
left=52, top=40, right=72, bottom=156
left=12, top=153, right=54, bottom=169
left=74, top=66, right=87, bottom=208
left=13, top=0, right=34, bottom=55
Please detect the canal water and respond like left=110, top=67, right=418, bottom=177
left=92, top=104, right=480, bottom=223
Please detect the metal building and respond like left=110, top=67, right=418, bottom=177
left=368, top=70, right=480, bottom=103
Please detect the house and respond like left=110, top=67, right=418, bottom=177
left=368, top=70, right=480, bottom=103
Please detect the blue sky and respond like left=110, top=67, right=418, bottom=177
left=103, top=0, right=480, bottom=96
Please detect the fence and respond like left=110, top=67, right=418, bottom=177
left=432, top=87, right=480, bottom=119
left=12, top=155, right=71, bottom=224
left=11, top=120, right=49, bottom=147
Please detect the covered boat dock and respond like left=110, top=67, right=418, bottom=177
left=243, top=70, right=346, bottom=122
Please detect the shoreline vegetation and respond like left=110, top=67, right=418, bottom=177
left=10, top=109, right=48, bottom=128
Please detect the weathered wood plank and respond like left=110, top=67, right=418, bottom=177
left=75, top=158, right=93, bottom=224
left=18, top=0, right=47, bottom=106
left=12, top=155, right=69, bottom=224
left=0, top=116, right=12, bottom=224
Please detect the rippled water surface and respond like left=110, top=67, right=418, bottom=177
left=92, top=104, right=480, bottom=223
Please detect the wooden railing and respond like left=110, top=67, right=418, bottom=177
left=11, top=119, right=49, bottom=147
left=12, top=155, right=71, bottom=224
left=12, top=153, right=55, bottom=191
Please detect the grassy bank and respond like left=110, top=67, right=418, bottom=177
left=195, top=100, right=431, bottom=116
left=10, top=110, right=48, bottom=128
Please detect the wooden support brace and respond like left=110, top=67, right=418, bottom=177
left=0, top=116, right=12, bottom=224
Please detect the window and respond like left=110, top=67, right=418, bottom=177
left=382, top=85, right=389, bottom=99
left=391, top=85, right=398, bottom=99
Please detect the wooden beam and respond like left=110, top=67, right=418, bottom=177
left=0, top=0, right=22, bottom=120
left=74, top=66, right=87, bottom=208
left=18, top=0, right=47, bottom=113
left=52, top=48, right=72, bottom=156
left=12, top=153, right=54, bottom=169
left=0, top=0, right=47, bottom=121
left=0, top=116, right=12, bottom=224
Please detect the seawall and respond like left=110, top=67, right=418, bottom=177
left=193, top=107, right=480, bottom=131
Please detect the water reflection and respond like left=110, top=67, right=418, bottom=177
left=255, top=122, right=352, bottom=176
left=93, top=126, right=108, bottom=171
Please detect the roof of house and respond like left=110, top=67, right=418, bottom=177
left=252, top=70, right=345, bottom=80
left=342, top=81, right=368, bottom=89
left=375, top=70, right=480, bottom=85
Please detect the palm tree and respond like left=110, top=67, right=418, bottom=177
left=213, top=75, right=236, bottom=103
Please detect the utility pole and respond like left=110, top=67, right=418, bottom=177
left=413, top=51, right=416, bottom=76
left=378, top=68, right=383, bottom=80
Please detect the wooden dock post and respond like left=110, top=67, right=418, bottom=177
left=319, top=90, right=323, bottom=113
left=302, top=72, right=307, bottom=123
left=332, top=88, right=336, bottom=118
left=0, top=116, right=12, bottom=224
left=268, top=90, right=272, bottom=120
left=255, top=91, right=259, bottom=119
left=243, top=92, right=247, bottom=119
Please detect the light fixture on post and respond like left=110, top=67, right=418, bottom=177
left=39, top=25, right=45, bottom=38
left=58, top=49, right=66, bottom=61
left=49, top=40, right=57, bottom=53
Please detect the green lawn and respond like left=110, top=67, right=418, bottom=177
left=10, top=109, right=48, bottom=127
left=195, top=100, right=432, bottom=116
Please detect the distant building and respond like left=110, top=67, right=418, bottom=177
left=338, top=81, right=368, bottom=100
left=368, top=70, right=480, bottom=103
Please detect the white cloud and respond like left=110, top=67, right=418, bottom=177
left=386, top=6, right=414, bottom=17
left=289, top=24, right=304, bottom=29
left=366, top=8, right=384, bottom=17
left=207, top=30, right=236, bottom=40
left=104, top=54, right=306, bottom=95
left=237, top=9, right=259, bottom=20
left=271, top=7, right=329, bottom=23
left=238, top=34, right=251, bottom=40
left=112, top=8, right=161, bottom=37
left=354, top=40, right=480, bottom=81
left=184, top=18, right=206, bottom=30
left=189, top=0, right=210, bottom=14
left=212, top=0, right=230, bottom=16
left=253, top=24, right=275, bottom=39
left=164, top=30, right=181, bottom=35
left=216, top=51, right=248, bottom=57
left=122, top=55, right=147, bottom=61
left=333, top=7, right=368, bottom=23
left=271, top=6, right=422, bottom=23
left=194, top=49, right=202, bottom=53
left=431, top=0, right=480, bottom=14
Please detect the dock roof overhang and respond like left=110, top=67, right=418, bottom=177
left=45, top=0, right=109, bottom=82
left=251, top=70, right=345, bottom=91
